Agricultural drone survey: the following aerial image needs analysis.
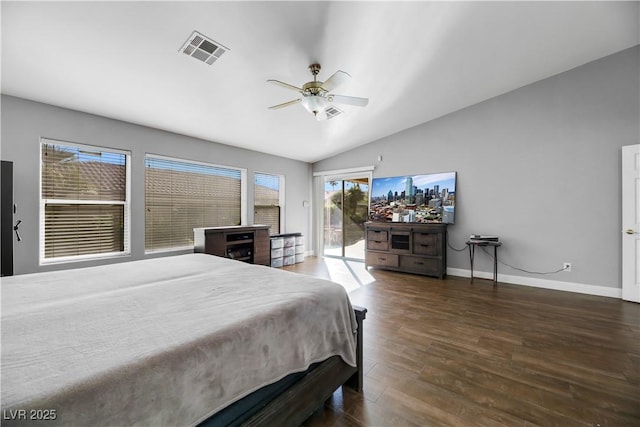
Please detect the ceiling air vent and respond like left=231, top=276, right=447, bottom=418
left=180, top=31, right=229, bottom=65
left=325, top=106, right=343, bottom=119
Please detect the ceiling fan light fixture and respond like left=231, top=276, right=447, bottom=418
left=301, top=95, right=327, bottom=116
left=267, top=63, right=368, bottom=120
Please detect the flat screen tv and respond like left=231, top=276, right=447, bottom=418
left=369, top=171, right=457, bottom=224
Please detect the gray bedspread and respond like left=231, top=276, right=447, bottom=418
left=1, top=254, right=357, bottom=426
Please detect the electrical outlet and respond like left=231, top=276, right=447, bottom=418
left=563, top=262, right=572, bottom=272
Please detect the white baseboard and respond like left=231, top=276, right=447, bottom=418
left=447, top=268, right=622, bottom=299
left=298, top=255, right=621, bottom=299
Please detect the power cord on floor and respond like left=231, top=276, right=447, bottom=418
left=447, top=234, right=569, bottom=275
left=479, top=246, right=569, bottom=275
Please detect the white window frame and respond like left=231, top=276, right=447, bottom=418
left=39, top=138, right=131, bottom=265
left=144, top=153, right=247, bottom=254
left=254, top=171, right=285, bottom=234
left=312, top=165, right=374, bottom=257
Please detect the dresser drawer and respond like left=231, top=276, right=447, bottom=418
left=367, top=229, right=389, bottom=250
left=367, top=239, right=389, bottom=251
left=413, top=232, right=441, bottom=256
left=367, top=229, right=388, bottom=241
left=399, top=255, right=440, bottom=275
left=366, top=252, right=399, bottom=268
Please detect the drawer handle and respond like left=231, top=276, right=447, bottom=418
left=378, top=257, right=386, bottom=261
left=415, top=261, right=424, bottom=265
left=374, top=240, right=383, bottom=243
left=421, top=244, right=429, bottom=247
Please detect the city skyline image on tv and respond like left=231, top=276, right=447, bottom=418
left=369, top=171, right=457, bottom=223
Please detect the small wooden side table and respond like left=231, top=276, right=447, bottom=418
left=466, top=240, right=502, bottom=286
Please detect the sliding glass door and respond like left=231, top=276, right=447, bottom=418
left=323, top=176, right=370, bottom=260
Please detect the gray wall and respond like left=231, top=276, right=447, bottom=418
left=314, top=46, right=639, bottom=291
left=1, top=95, right=312, bottom=274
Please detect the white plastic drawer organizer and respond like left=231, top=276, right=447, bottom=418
left=270, top=233, right=304, bottom=267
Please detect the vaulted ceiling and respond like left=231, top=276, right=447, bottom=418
left=2, top=1, right=638, bottom=162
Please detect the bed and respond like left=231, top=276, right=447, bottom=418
left=1, top=253, right=366, bottom=426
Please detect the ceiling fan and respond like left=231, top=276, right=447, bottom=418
left=267, top=64, right=369, bottom=120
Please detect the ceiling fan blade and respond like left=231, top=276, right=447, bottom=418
left=268, top=99, right=302, bottom=110
left=320, top=70, right=351, bottom=92
left=267, top=79, right=303, bottom=93
left=328, top=94, right=369, bottom=107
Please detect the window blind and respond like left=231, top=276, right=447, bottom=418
left=254, top=172, right=281, bottom=235
left=44, top=204, right=124, bottom=258
left=145, top=156, right=242, bottom=251
left=41, top=141, right=129, bottom=262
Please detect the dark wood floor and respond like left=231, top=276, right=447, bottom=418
left=284, top=257, right=640, bottom=427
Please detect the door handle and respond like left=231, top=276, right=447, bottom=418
left=625, top=229, right=638, bottom=235
left=13, top=220, right=22, bottom=242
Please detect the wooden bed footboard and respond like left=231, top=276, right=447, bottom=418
left=346, top=305, right=367, bottom=392
left=241, top=305, right=367, bottom=427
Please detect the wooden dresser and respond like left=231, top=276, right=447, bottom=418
left=364, top=222, right=447, bottom=278
left=194, top=225, right=271, bottom=266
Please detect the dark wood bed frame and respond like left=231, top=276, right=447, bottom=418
left=239, top=305, right=367, bottom=427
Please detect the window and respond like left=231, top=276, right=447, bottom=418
left=40, top=139, right=130, bottom=263
left=145, top=155, right=246, bottom=252
left=254, top=172, right=283, bottom=235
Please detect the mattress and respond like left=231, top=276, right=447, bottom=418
left=1, top=254, right=357, bottom=426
